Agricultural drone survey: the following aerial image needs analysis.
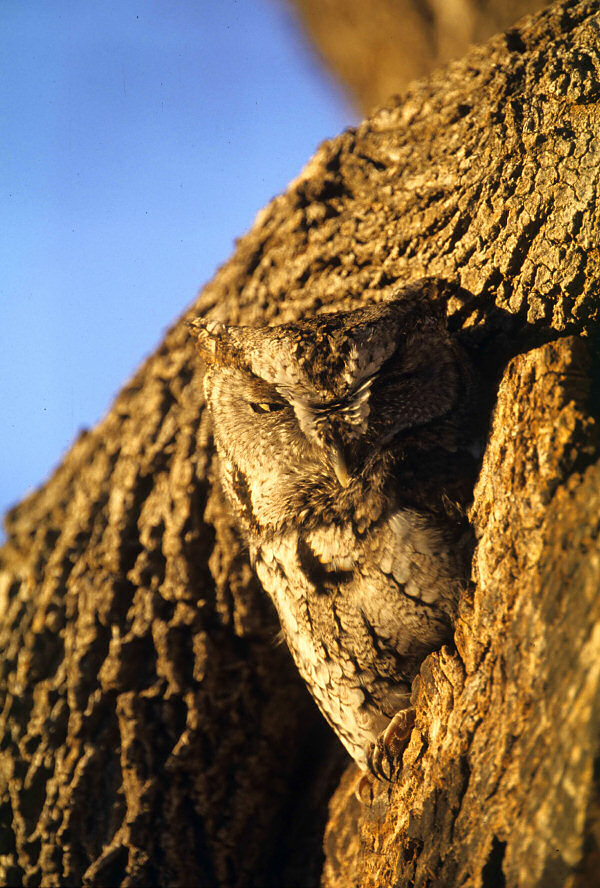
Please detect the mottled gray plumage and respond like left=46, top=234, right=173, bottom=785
left=191, top=281, right=477, bottom=776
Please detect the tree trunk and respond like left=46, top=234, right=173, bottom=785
left=1, top=1, right=599, bottom=886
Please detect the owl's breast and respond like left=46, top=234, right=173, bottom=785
left=253, top=532, right=390, bottom=767
left=250, top=507, right=462, bottom=766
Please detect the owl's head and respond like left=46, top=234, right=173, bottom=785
left=190, top=285, right=474, bottom=532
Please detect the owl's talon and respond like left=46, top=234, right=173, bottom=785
left=367, top=707, right=416, bottom=781
left=355, top=772, right=376, bottom=805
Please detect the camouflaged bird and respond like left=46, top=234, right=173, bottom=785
left=191, top=280, right=478, bottom=778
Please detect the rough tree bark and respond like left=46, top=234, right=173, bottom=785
left=285, top=0, right=550, bottom=111
left=1, top=1, right=599, bottom=886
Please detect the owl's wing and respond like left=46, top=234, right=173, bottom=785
left=302, top=509, right=464, bottom=606
left=374, top=509, right=467, bottom=607
left=346, top=509, right=462, bottom=683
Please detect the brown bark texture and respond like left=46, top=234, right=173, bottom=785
left=1, top=1, right=600, bottom=886
left=285, top=0, right=551, bottom=112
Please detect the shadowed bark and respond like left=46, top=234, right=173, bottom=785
left=285, top=0, right=551, bottom=111
left=1, top=1, right=600, bottom=886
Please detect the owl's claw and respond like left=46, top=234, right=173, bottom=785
left=355, top=772, right=378, bottom=805
left=367, top=707, right=416, bottom=781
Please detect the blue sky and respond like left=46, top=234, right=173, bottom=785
left=0, top=0, right=355, bottom=529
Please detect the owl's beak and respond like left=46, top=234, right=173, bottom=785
left=329, top=443, right=351, bottom=488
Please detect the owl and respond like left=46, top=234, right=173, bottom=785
left=191, top=280, right=478, bottom=779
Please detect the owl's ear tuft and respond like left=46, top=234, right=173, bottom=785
left=386, top=278, right=450, bottom=325
left=188, top=319, right=246, bottom=369
left=187, top=319, right=222, bottom=362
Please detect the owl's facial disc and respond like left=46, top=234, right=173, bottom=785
left=285, top=379, right=374, bottom=488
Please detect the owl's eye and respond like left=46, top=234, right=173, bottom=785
left=250, top=401, right=286, bottom=414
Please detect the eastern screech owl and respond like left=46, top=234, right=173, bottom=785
left=192, top=280, right=478, bottom=778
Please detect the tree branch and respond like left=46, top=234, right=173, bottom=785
left=284, top=0, right=549, bottom=111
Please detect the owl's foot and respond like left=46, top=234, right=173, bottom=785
left=355, top=771, right=383, bottom=805
left=367, top=707, right=416, bottom=781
